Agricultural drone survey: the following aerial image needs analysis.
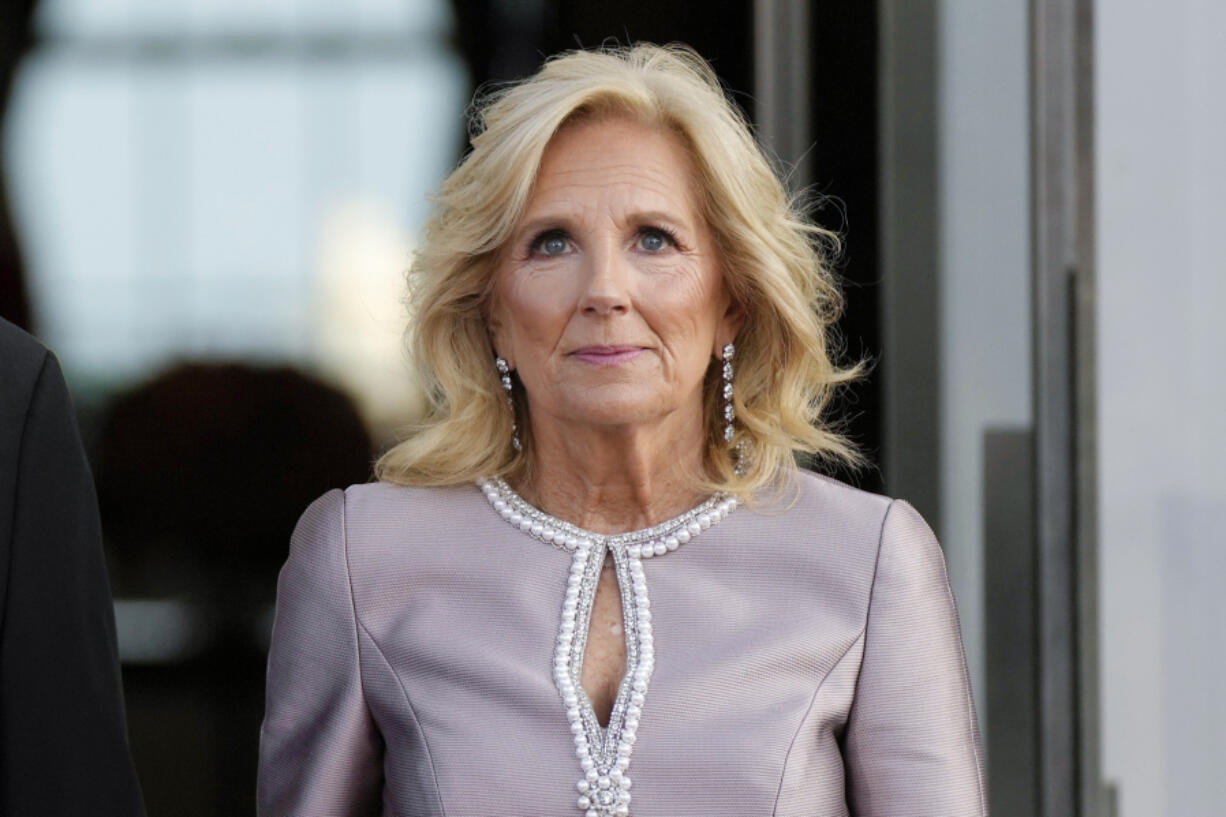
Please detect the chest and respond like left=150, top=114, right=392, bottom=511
left=361, top=550, right=864, bottom=817
left=349, top=486, right=876, bottom=816
left=579, top=555, right=628, bottom=727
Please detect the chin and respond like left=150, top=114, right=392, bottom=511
left=557, top=390, right=675, bottom=430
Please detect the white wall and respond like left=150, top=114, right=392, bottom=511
left=1096, top=1, right=1226, bottom=814
left=936, top=0, right=1033, bottom=729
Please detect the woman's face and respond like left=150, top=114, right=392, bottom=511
left=490, top=115, right=742, bottom=438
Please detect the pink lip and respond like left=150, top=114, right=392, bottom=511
left=570, top=345, right=645, bottom=366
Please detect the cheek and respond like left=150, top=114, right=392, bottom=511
left=643, top=266, right=725, bottom=352
left=500, top=269, right=578, bottom=342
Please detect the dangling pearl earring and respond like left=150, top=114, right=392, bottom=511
left=495, top=356, right=522, bottom=452
left=721, top=343, right=736, bottom=443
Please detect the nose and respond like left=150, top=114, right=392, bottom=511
left=578, top=241, right=631, bottom=316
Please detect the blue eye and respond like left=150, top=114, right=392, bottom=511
left=638, top=228, right=675, bottom=252
left=531, top=230, right=569, bottom=256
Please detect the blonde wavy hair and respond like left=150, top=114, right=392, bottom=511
left=375, top=43, right=862, bottom=500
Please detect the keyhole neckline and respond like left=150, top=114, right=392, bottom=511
left=476, top=476, right=741, bottom=817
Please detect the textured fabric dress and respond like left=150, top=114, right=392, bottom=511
left=257, top=470, right=987, bottom=817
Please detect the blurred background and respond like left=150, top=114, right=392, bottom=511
left=1, top=0, right=1222, bottom=815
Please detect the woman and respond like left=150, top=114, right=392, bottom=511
left=258, top=44, right=986, bottom=816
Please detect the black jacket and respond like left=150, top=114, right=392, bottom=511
left=0, top=317, right=144, bottom=816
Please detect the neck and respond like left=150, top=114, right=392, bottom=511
left=514, top=408, right=708, bottom=534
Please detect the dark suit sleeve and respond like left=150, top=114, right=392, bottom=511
left=0, top=349, right=145, bottom=816
left=842, top=500, right=988, bottom=815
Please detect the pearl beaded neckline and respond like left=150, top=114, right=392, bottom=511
left=476, top=477, right=739, bottom=817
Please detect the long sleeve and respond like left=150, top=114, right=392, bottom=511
left=0, top=345, right=146, bottom=816
left=842, top=499, right=988, bottom=816
left=258, top=489, right=384, bottom=817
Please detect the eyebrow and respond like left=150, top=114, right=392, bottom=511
left=512, top=209, right=695, bottom=242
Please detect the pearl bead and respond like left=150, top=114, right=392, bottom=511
left=580, top=757, right=594, bottom=771
left=653, top=542, right=667, bottom=556
left=687, top=521, right=702, bottom=536
left=577, top=795, right=590, bottom=809
left=597, top=776, right=611, bottom=789
left=676, top=528, right=691, bottom=544
left=698, top=513, right=712, bottom=529
left=619, top=777, right=632, bottom=789
left=585, top=810, right=598, bottom=817
left=577, top=779, right=590, bottom=793
left=627, top=545, right=641, bottom=557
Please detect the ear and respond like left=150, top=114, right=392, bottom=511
left=486, top=292, right=515, bottom=369
left=713, top=297, right=747, bottom=359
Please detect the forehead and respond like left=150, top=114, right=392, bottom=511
left=526, top=115, right=702, bottom=216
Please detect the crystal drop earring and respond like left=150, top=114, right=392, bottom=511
left=495, top=356, right=522, bottom=452
left=721, top=343, right=736, bottom=443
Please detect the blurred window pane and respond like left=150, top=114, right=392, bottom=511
left=8, top=0, right=465, bottom=422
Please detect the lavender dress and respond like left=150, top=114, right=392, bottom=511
left=258, top=470, right=987, bottom=816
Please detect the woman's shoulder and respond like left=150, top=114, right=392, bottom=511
left=787, top=469, right=946, bottom=577
left=288, top=481, right=497, bottom=581
left=744, top=469, right=940, bottom=571
left=291, top=481, right=486, bottom=547
left=791, top=469, right=893, bottom=511
left=771, top=469, right=897, bottom=532
left=790, top=469, right=934, bottom=528
left=339, top=479, right=480, bottom=518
